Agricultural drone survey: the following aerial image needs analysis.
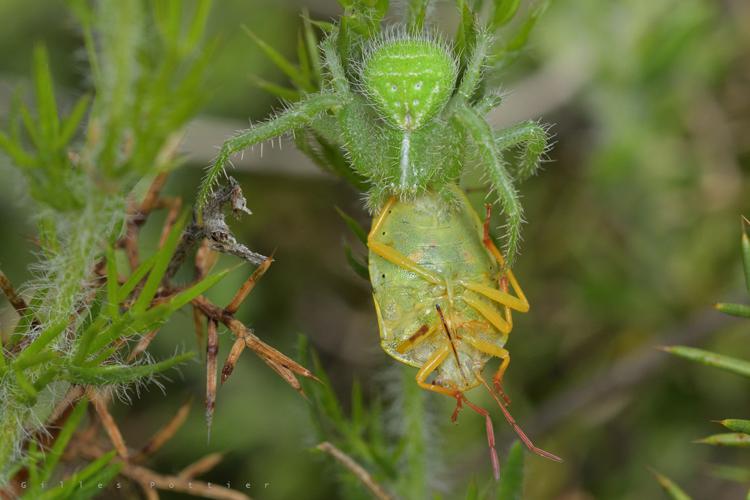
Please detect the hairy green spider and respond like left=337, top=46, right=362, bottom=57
left=197, top=28, right=548, bottom=266
left=197, top=25, right=558, bottom=477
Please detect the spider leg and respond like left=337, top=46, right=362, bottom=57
left=197, top=92, right=341, bottom=217
left=494, top=120, right=549, bottom=182
left=320, top=33, right=350, bottom=95
left=457, top=29, right=493, bottom=101
left=454, top=102, right=523, bottom=269
left=474, top=92, right=503, bottom=117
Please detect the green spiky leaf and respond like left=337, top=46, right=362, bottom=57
left=660, top=346, right=750, bottom=378
left=714, top=302, right=750, bottom=318
left=13, top=320, right=67, bottom=367
left=132, top=210, right=189, bottom=314
left=66, top=351, right=194, bottom=385
left=742, top=217, right=750, bottom=294
left=335, top=206, right=368, bottom=245
left=695, top=433, right=750, bottom=447
left=344, top=244, right=369, bottom=281
left=243, top=26, right=313, bottom=92
left=651, top=469, right=692, bottom=500
left=491, top=0, right=521, bottom=29
left=717, top=419, right=750, bottom=434
left=497, top=441, right=524, bottom=500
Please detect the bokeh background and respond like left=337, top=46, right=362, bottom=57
left=1, top=0, right=749, bottom=498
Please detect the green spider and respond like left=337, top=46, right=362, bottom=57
left=197, top=24, right=558, bottom=477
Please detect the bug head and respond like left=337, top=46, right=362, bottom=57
left=362, top=35, right=457, bottom=131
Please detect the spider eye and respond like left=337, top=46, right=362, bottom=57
left=390, top=84, right=397, bottom=91
left=414, top=82, right=422, bottom=90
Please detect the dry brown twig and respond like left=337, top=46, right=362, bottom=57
left=316, top=442, right=392, bottom=500
left=163, top=179, right=319, bottom=433
left=132, top=397, right=193, bottom=463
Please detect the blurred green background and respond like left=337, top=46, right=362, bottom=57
left=0, top=0, right=749, bottom=498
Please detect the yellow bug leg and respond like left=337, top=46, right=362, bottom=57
left=461, top=281, right=528, bottom=314
left=368, top=241, right=442, bottom=284
left=413, top=326, right=503, bottom=479
left=415, top=344, right=455, bottom=398
left=480, top=204, right=530, bottom=313
left=368, top=199, right=442, bottom=285
left=396, top=323, right=438, bottom=354
left=461, top=294, right=512, bottom=334
left=463, top=336, right=512, bottom=405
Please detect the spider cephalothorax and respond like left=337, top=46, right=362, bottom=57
left=361, top=33, right=457, bottom=130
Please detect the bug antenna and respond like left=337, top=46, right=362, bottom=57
left=476, top=371, right=563, bottom=463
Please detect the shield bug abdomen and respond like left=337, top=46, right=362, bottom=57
left=368, top=185, right=515, bottom=392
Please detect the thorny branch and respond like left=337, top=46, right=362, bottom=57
left=1, top=173, right=315, bottom=498
left=165, top=176, right=266, bottom=281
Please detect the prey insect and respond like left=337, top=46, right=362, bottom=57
left=369, top=187, right=561, bottom=477
left=197, top=11, right=559, bottom=478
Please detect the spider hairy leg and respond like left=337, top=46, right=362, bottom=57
left=320, top=33, right=350, bottom=94
left=457, top=29, right=493, bottom=101
left=494, top=120, right=549, bottom=182
left=196, top=93, right=341, bottom=218
left=454, top=103, right=524, bottom=269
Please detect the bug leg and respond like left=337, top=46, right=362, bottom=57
left=415, top=345, right=453, bottom=397
left=463, top=336, right=512, bottom=406
left=462, top=294, right=512, bottom=334
left=368, top=199, right=443, bottom=285
left=196, top=92, right=341, bottom=218
left=459, top=394, right=501, bottom=481
left=460, top=203, right=530, bottom=314
left=494, top=120, right=549, bottom=183
left=415, top=345, right=502, bottom=479
left=476, top=372, right=563, bottom=463
left=396, top=323, right=438, bottom=354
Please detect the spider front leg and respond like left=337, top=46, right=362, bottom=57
left=196, top=92, right=341, bottom=218
left=494, top=120, right=549, bottom=182
left=454, top=102, right=524, bottom=269
left=457, top=29, right=493, bottom=101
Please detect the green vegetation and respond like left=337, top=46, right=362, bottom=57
left=0, top=0, right=747, bottom=498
